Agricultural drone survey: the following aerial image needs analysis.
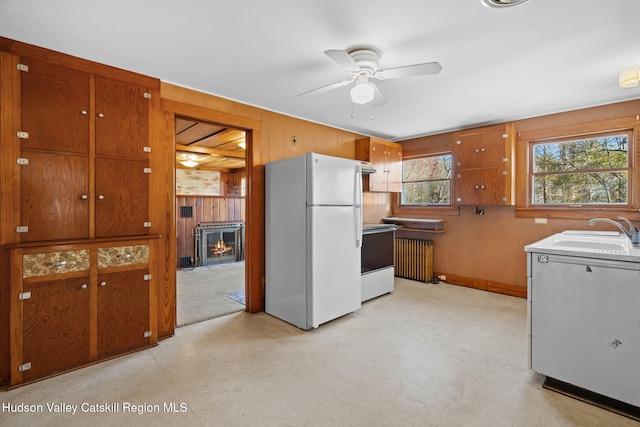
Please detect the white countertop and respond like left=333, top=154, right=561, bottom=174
left=524, top=230, right=640, bottom=262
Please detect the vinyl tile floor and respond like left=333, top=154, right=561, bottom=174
left=1, top=279, right=637, bottom=427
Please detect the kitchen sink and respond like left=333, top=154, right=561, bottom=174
left=551, top=240, right=626, bottom=251
left=525, top=230, right=640, bottom=262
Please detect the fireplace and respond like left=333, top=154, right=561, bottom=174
left=195, top=222, right=244, bottom=266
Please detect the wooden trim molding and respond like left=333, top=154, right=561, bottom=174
left=0, top=37, right=159, bottom=88
left=515, top=115, right=640, bottom=219
left=160, top=98, right=265, bottom=315
left=160, top=99, right=261, bottom=132
left=436, top=272, right=527, bottom=299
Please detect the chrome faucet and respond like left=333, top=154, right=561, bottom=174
left=587, top=216, right=640, bottom=247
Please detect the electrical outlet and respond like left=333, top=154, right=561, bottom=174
left=291, top=135, right=297, bottom=146
left=534, top=218, right=547, bottom=224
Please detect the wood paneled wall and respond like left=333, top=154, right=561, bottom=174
left=363, top=192, right=392, bottom=224
left=396, top=99, right=640, bottom=297
left=159, top=83, right=365, bottom=318
left=176, top=196, right=246, bottom=266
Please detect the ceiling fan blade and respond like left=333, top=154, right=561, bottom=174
left=369, top=82, right=387, bottom=108
left=376, top=61, right=442, bottom=79
left=324, top=49, right=361, bottom=73
left=298, top=78, right=354, bottom=98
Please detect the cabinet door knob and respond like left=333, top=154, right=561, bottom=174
left=97, top=113, right=104, bottom=118
left=81, top=194, right=88, bottom=200
left=81, top=110, right=88, bottom=115
left=81, top=284, right=88, bottom=289
left=475, top=185, right=479, bottom=189
left=100, top=281, right=107, bottom=287
left=97, top=195, right=105, bottom=200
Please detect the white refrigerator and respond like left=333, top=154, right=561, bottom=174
left=265, top=152, right=362, bottom=330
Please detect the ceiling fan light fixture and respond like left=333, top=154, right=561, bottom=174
left=350, top=82, right=375, bottom=104
left=481, top=0, right=531, bottom=7
left=619, top=67, right=639, bottom=88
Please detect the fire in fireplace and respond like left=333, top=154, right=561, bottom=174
left=195, top=222, right=244, bottom=266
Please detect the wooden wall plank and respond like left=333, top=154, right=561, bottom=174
left=0, top=51, right=21, bottom=384
left=175, top=196, right=247, bottom=266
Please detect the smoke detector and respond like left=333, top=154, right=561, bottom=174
left=482, top=0, right=531, bottom=7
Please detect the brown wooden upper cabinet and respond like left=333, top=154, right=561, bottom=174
left=17, top=57, right=152, bottom=241
left=454, top=123, right=515, bottom=205
left=356, top=137, right=402, bottom=192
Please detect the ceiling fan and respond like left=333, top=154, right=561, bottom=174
left=298, top=48, right=442, bottom=107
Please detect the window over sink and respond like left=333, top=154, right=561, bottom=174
left=531, top=131, right=630, bottom=206
left=516, top=116, right=639, bottom=219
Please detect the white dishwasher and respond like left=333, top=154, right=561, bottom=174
left=528, top=250, right=640, bottom=409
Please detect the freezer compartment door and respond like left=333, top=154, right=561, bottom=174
left=307, top=153, right=361, bottom=206
left=308, top=205, right=361, bottom=328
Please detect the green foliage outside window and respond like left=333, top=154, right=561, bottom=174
left=401, top=154, right=452, bottom=205
left=532, top=134, right=629, bottom=205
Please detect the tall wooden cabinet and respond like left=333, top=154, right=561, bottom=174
left=356, top=137, right=403, bottom=192
left=18, top=57, right=152, bottom=242
left=453, top=123, right=516, bottom=205
left=0, top=39, right=161, bottom=386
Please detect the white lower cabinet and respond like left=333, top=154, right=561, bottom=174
left=528, top=251, right=640, bottom=408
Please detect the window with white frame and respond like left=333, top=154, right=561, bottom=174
left=401, top=153, right=452, bottom=205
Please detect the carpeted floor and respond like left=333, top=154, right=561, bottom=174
left=176, top=261, right=245, bottom=327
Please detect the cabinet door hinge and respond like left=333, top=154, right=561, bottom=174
left=16, top=158, right=29, bottom=165
left=143, top=92, right=151, bottom=99
left=144, top=274, right=152, bottom=281
left=19, top=362, right=32, bottom=372
left=16, top=226, right=29, bottom=233
left=144, top=167, right=152, bottom=174
left=143, top=221, right=152, bottom=228
left=19, top=291, right=32, bottom=300
left=143, top=331, right=153, bottom=338
left=17, top=63, right=29, bottom=72
left=17, top=131, right=29, bottom=139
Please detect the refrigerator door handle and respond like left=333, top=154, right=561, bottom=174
left=355, top=165, right=363, bottom=248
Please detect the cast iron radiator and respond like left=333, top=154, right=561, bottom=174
left=394, top=238, right=433, bottom=283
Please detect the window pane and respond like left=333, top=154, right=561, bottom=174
left=532, top=171, right=627, bottom=204
left=533, top=135, right=628, bottom=173
left=402, top=181, right=451, bottom=205
left=403, top=155, right=452, bottom=182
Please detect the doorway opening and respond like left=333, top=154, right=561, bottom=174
left=174, top=116, right=247, bottom=327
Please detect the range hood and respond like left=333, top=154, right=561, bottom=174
left=360, top=161, right=376, bottom=174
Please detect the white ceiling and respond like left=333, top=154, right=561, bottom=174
left=1, top=0, right=640, bottom=141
